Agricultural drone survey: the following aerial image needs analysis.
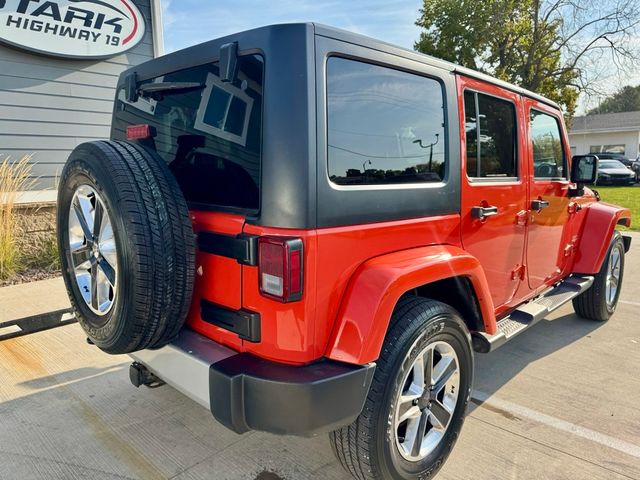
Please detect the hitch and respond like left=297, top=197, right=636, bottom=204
left=129, top=362, right=165, bottom=389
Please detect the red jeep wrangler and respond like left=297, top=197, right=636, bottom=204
left=57, top=24, right=632, bottom=480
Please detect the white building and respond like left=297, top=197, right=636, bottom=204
left=569, top=111, right=640, bottom=160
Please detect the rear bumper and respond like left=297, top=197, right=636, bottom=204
left=130, top=330, right=375, bottom=436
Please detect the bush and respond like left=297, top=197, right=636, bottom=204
left=0, top=155, right=35, bottom=280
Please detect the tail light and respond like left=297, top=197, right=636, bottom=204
left=126, top=124, right=156, bottom=140
left=258, top=237, right=303, bottom=302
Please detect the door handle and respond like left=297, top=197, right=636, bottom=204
left=471, top=205, right=498, bottom=220
left=531, top=199, right=550, bottom=211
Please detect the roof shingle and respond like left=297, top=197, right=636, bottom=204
left=570, top=111, right=640, bottom=133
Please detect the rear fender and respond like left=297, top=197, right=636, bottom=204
left=573, top=202, right=631, bottom=274
left=325, top=245, right=496, bottom=365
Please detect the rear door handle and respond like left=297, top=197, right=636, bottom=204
left=531, top=200, right=550, bottom=211
left=471, top=205, right=498, bottom=220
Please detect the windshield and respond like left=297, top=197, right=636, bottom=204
left=599, top=160, right=626, bottom=169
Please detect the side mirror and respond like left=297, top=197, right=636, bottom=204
left=571, top=154, right=598, bottom=184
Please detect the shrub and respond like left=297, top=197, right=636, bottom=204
left=0, top=155, right=36, bottom=280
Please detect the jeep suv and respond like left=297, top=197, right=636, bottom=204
left=57, top=24, right=632, bottom=480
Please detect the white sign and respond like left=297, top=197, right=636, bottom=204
left=0, top=0, right=146, bottom=59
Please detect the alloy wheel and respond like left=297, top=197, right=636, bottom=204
left=68, top=185, right=118, bottom=316
left=393, top=340, right=460, bottom=462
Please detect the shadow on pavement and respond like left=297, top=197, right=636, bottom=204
left=471, top=310, right=604, bottom=401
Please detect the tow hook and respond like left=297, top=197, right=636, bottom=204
left=129, top=362, right=165, bottom=389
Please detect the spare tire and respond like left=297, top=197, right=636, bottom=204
left=57, top=141, right=195, bottom=354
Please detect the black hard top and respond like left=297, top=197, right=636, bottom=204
left=123, top=22, right=560, bottom=111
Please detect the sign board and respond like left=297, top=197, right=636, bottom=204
left=0, top=0, right=146, bottom=59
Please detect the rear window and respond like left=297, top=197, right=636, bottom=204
left=115, top=55, right=264, bottom=211
left=327, top=57, right=446, bottom=186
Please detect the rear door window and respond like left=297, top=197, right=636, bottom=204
left=464, top=91, right=517, bottom=179
left=327, top=57, right=446, bottom=186
left=116, top=55, right=264, bottom=211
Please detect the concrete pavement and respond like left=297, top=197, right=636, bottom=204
left=0, top=233, right=638, bottom=480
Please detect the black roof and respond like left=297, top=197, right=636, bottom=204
left=147, top=23, right=562, bottom=111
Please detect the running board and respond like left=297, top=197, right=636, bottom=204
left=472, top=275, right=594, bottom=353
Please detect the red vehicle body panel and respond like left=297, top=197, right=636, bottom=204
left=186, top=211, right=246, bottom=353
left=522, top=98, right=573, bottom=293
left=457, top=77, right=528, bottom=316
left=572, top=202, right=631, bottom=274
left=185, top=73, right=629, bottom=368
left=325, top=244, right=496, bottom=364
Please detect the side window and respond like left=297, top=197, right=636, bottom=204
left=464, top=91, right=517, bottom=178
left=327, top=57, right=446, bottom=186
left=530, top=110, right=566, bottom=179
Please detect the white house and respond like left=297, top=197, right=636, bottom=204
left=569, top=111, right=640, bottom=160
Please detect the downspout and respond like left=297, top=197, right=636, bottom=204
left=150, top=0, right=165, bottom=58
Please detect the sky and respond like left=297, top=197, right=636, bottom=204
left=161, top=0, right=423, bottom=53
left=160, top=0, right=638, bottom=114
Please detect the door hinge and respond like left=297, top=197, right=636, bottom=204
left=516, top=210, right=528, bottom=226
left=511, top=264, right=526, bottom=280
left=568, top=202, right=582, bottom=215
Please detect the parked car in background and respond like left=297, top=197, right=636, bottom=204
left=596, top=159, right=636, bottom=185
left=594, top=152, right=634, bottom=168
left=632, top=159, right=640, bottom=182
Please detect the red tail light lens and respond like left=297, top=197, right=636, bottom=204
left=258, top=237, right=303, bottom=302
left=126, top=124, right=156, bottom=140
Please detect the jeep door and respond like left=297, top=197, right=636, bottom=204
left=458, top=76, right=528, bottom=313
left=523, top=99, right=572, bottom=291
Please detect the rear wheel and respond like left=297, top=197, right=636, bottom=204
left=573, top=232, right=625, bottom=322
left=58, top=141, right=195, bottom=354
left=330, top=298, right=473, bottom=480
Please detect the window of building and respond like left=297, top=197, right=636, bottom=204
left=589, top=145, right=625, bottom=155
left=327, top=57, right=446, bottom=186
left=464, top=91, right=517, bottom=178
left=530, top=110, right=565, bottom=179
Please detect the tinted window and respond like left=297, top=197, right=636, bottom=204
left=599, top=160, right=626, bottom=169
left=115, top=55, right=264, bottom=210
left=327, top=58, right=446, bottom=186
left=464, top=91, right=517, bottom=178
left=530, top=110, right=565, bottom=179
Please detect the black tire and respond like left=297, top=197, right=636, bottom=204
left=57, top=140, right=195, bottom=354
left=330, top=297, right=473, bottom=480
left=573, top=232, right=625, bottom=322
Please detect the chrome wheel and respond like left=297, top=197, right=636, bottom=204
left=68, top=185, right=118, bottom=316
left=605, top=242, right=623, bottom=308
left=394, top=340, right=460, bottom=462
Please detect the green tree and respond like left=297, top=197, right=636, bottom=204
left=415, top=0, right=639, bottom=120
left=587, top=85, right=640, bottom=115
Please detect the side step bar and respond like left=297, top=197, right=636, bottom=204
left=472, top=275, right=594, bottom=353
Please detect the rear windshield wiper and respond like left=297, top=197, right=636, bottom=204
left=137, top=82, right=205, bottom=100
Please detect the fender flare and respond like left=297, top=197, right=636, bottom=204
left=572, top=202, right=631, bottom=274
left=325, top=245, right=496, bottom=365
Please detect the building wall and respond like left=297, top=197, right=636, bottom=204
left=0, top=0, right=161, bottom=190
left=568, top=130, right=640, bottom=160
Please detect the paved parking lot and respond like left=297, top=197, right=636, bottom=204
left=1, top=233, right=639, bottom=480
